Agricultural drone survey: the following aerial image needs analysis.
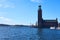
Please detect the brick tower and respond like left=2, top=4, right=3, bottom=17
left=38, top=5, right=43, bottom=27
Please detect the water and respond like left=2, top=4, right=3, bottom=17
left=0, top=26, right=60, bottom=40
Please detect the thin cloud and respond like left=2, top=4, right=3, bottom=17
left=31, top=0, right=42, bottom=3
left=0, top=16, right=11, bottom=22
left=0, top=16, right=15, bottom=25
left=0, top=0, right=6, bottom=2
left=0, top=0, right=15, bottom=8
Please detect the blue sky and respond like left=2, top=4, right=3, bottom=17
left=0, top=0, right=60, bottom=25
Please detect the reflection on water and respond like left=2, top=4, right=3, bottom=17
left=0, top=26, right=60, bottom=40
left=37, top=28, right=43, bottom=40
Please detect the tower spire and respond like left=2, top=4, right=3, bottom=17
left=38, top=5, right=42, bottom=27
left=38, top=5, right=42, bottom=18
left=38, top=5, right=41, bottom=10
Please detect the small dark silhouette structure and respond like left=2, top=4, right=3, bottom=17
left=58, top=23, right=60, bottom=27
left=38, top=5, right=58, bottom=28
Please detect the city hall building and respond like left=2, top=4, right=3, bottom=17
left=38, top=5, right=58, bottom=28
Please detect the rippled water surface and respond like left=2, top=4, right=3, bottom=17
left=0, top=26, right=60, bottom=40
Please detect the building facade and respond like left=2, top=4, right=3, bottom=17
left=38, top=5, right=58, bottom=28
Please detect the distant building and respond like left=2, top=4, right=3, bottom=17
left=38, top=5, right=58, bottom=28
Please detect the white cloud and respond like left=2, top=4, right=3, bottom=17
left=31, top=0, right=42, bottom=3
left=0, top=0, right=15, bottom=8
left=0, top=16, right=11, bottom=21
left=0, top=16, right=16, bottom=25
left=3, top=4, right=15, bottom=8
